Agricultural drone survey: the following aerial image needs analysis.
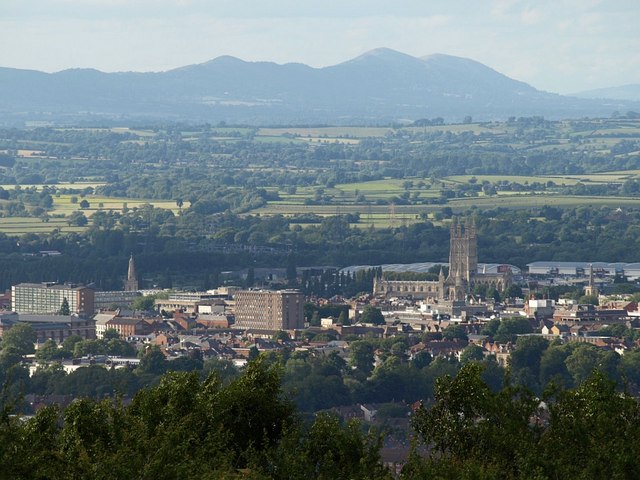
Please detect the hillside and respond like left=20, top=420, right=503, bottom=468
left=0, top=49, right=637, bottom=124
left=572, top=84, right=640, bottom=102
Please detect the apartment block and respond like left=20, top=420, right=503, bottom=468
left=12, top=282, right=95, bottom=316
left=234, top=290, right=304, bottom=331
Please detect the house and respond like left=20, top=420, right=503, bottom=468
left=106, top=317, right=151, bottom=338
left=95, top=312, right=119, bottom=339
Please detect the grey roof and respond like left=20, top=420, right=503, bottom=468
left=527, top=261, right=632, bottom=270
left=17, top=314, right=80, bottom=323
left=527, top=261, right=619, bottom=268
left=95, top=313, right=117, bottom=325
left=109, top=317, right=145, bottom=326
left=341, top=262, right=521, bottom=275
left=14, top=283, right=92, bottom=291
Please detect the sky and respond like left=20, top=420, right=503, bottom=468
left=1, top=0, right=638, bottom=94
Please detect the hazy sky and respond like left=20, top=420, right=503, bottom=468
left=1, top=0, right=638, bottom=93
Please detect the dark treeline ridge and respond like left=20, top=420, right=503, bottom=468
left=2, top=205, right=640, bottom=291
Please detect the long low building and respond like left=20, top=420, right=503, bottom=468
left=527, top=262, right=640, bottom=278
left=341, top=262, right=522, bottom=275
left=94, top=290, right=141, bottom=311
left=0, top=312, right=95, bottom=343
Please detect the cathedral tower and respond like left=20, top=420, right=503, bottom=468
left=447, top=217, right=477, bottom=284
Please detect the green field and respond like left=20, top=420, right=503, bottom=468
left=2, top=120, right=640, bottom=233
left=445, top=172, right=640, bottom=186
left=49, top=195, right=185, bottom=217
left=447, top=194, right=640, bottom=210
left=0, top=192, right=188, bottom=235
left=246, top=169, right=640, bottom=228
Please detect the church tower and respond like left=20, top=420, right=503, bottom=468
left=124, top=254, right=139, bottom=291
left=447, top=217, right=477, bottom=284
left=442, top=217, right=479, bottom=301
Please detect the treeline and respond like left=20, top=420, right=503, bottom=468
left=1, top=360, right=390, bottom=480
left=12, top=318, right=640, bottom=416
left=4, top=205, right=640, bottom=290
left=1, top=120, right=640, bottom=198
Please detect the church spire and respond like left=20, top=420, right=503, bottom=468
left=124, top=254, right=139, bottom=291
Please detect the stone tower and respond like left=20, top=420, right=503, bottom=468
left=447, top=217, right=477, bottom=284
left=124, top=254, right=139, bottom=291
left=584, top=263, right=599, bottom=297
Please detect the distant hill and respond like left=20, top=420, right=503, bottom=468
left=571, top=84, right=640, bottom=103
left=1, top=48, right=638, bottom=125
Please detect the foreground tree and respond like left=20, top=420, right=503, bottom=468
left=407, top=363, right=541, bottom=478
left=0, top=358, right=390, bottom=479
left=404, top=364, right=640, bottom=479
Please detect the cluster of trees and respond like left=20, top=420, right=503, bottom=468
left=504, top=335, right=640, bottom=395
left=1, top=119, right=640, bottom=203
left=1, top=360, right=390, bottom=479
left=4, top=203, right=640, bottom=292
left=4, top=353, right=640, bottom=478
left=35, top=331, right=136, bottom=363
left=406, top=364, right=640, bottom=479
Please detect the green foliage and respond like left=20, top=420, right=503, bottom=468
left=459, top=344, right=484, bottom=364
left=137, top=346, right=168, bottom=375
left=578, top=294, right=599, bottom=305
left=349, top=341, right=375, bottom=376
left=131, top=295, right=156, bottom=312
left=67, top=210, right=88, bottom=226
left=493, top=317, right=533, bottom=343
left=406, top=364, right=640, bottom=479
left=103, top=328, right=120, bottom=340
left=0, top=323, right=36, bottom=367
left=58, top=297, right=70, bottom=315
left=442, top=324, right=468, bottom=342
left=360, top=305, right=385, bottom=325
left=542, top=372, right=640, bottom=479
left=409, top=363, right=541, bottom=478
left=272, top=330, right=291, bottom=342
left=509, top=336, right=549, bottom=393
left=35, top=339, right=68, bottom=363
left=0, top=358, right=391, bottom=478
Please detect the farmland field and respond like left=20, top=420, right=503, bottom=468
left=1, top=117, right=640, bottom=232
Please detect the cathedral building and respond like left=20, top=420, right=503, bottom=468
left=373, top=218, right=511, bottom=301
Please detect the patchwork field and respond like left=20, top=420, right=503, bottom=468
left=248, top=170, right=640, bottom=228
left=0, top=183, right=188, bottom=235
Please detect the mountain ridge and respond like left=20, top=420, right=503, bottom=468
left=0, top=48, right=637, bottom=125
left=572, top=84, right=640, bottom=103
